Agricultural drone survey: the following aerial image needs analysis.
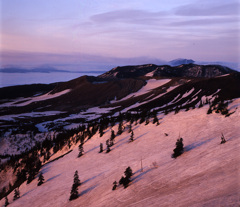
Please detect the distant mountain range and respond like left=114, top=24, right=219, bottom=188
left=1, top=58, right=238, bottom=73
left=99, top=63, right=235, bottom=79
left=0, top=67, right=106, bottom=74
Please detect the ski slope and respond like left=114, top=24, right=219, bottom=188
left=1, top=99, right=239, bottom=207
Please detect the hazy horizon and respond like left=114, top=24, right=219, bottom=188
left=0, top=0, right=239, bottom=87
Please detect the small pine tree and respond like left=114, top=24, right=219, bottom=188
left=119, top=166, right=133, bottom=189
left=27, top=171, right=36, bottom=184
left=69, top=171, right=79, bottom=201
left=106, top=140, right=111, bottom=153
left=220, top=133, right=226, bottom=144
left=78, top=144, right=84, bottom=157
left=37, top=172, right=44, bottom=186
left=99, top=143, right=103, bottom=153
left=112, top=181, right=117, bottom=190
left=129, top=130, right=134, bottom=142
left=128, top=124, right=132, bottom=133
left=153, top=115, right=158, bottom=125
left=172, top=138, right=184, bottom=158
left=5, top=196, right=9, bottom=207
left=122, top=177, right=130, bottom=188
left=119, top=176, right=125, bottom=185
left=74, top=171, right=81, bottom=187
left=99, top=126, right=104, bottom=137
left=124, top=167, right=133, bottom=178
left=207, top=107, right=212, bottom=114
left=13, top=188, right=20, bottom=200
left=145, top=118, right=149, bottom=125
left=117, top=121, right=123, bottom=135
left=110, top=130, right=116, bottom=146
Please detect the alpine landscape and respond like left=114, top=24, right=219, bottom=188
left=0, top=62, right=239, bottom=206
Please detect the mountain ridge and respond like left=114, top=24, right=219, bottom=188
left=98, top=63, right=236, bottom=80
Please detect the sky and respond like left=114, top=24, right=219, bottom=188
left=0, top=0, right=239, bottom=71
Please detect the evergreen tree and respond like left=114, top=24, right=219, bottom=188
left=129, top=130, right=134, bottom=142
left=110, top=130, right=116, bottom=146
left=27, top=170, right=36, bottom=184
left=172, top=138, right=184, bottom=158
left=5, top=196, right=9, bottom=207
left=153, top=115, right=159, bottom=125
left=117, top=121, right=123, bottom=135
left=145, top=118, right=149, bottom=125
left=220, top=133, right=226, bottom=144
left=13, top=188, right=20, bottom=201
left=124, top=167, right=133, bottom=178
left=118, top=167, right=133, bottom=188
left=74, top=170, right=81, bottom=187
left=69, top=171, right=79, bottom=201
left=112, top=181, right=117, bottom=190
left=106, top=139, right=111, bottom=153
left=128, top=124, right=132, bottom=133
left=37, top=172, right=44, bottom=186
left=119, top=176, right=125, bottom=185
left=99, top=143, right=103, bottom=153
left=99, top=126, right=104, bottom=137
left=122, top=177, right=130, bottom=188
left=78, top=144, right=84, bottom=157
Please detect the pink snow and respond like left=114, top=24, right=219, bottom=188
left=1, top=98, right=239, bottom=207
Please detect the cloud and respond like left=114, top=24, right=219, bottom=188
left=175, top=2, right=239, bottom=16
left=0, top=51, right=167, bottom=71
left=170, top=17, right=238, bottom=26
left=90, top=9, right=167, bottom=25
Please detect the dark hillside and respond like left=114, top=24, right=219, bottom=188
left=0, top=83, right=57, bottom=101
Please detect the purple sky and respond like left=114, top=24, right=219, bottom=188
left=0, top=0, right=239, bottom=71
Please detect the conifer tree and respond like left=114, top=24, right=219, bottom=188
left=13, top=188, right=20, bottom=200
left=119, top=167, right=133, bottom=188
left=37, top=172, right=44, bottom=186
left=99, top=143, right=103, bottom=153
left=128, top=124, right=132, bottom=133
left=117, top=121, right=123, bottom=135
left=153, top=115, right=158, bottom=124
left=129, top=130, right=134, bottom=142
left=27, top=171, right=36, bottom=184
left=220, top=133, right=226, bottom=144
left=5, top=196, right=9, bottom=207
left=112, top=181, right=117, bottom=190
left=74, top=170, right=81, bottom=187
left=78, top=144, right=84, bottom=157
left=106, top=139, right=111, bottom=153
left=69, top=171, right=79, bottom=201
left=124, top=167, right=133, bottom=178
left=99, top=126, right=104, bottom=137
left=110, top=130, right=116, bottom=146
left=145, top=118, right=149, bottom=125
left=172, top=138, right=184, bottom=158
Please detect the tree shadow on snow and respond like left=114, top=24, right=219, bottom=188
left=46, top=173, right=61, bottom=182
left=82, top=172, right=105, bottom=185
left=184, top=137, right=215, bottom=152
left=79, top=184, right=98, bottom=196
left=85, top=145, right=99, bottom=154
left=112, top=131, right=148, bottom=150
left=131, top=167, right=153, bottom=184
left=22, top=189, right=35, bottom=198
left=134, top=132, right=149, bottom=141
left=112, top=135, right=131, bottom=150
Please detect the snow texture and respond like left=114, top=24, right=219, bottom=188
left=1, top=99, right=239, bottom=207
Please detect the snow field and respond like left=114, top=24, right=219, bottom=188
left=1, top=99, right=239, bottom=207
left=0, top=89, right=71, bottom=107
left=114, top=79, right=171, bottom=102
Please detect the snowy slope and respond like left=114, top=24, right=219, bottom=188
left=1, top=99, right=239, bottom=207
